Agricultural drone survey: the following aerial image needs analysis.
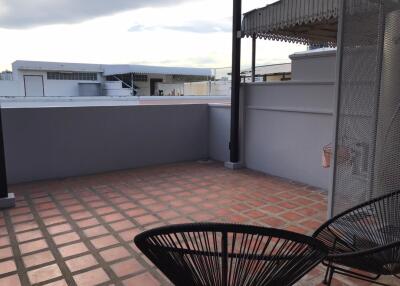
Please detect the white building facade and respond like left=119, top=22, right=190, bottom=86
left=0, top=61, right=213, bottom=98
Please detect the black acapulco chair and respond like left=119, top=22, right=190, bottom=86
left=134, top=223, right=328, bottom=286
left=313, top=190, right=400, bottom=286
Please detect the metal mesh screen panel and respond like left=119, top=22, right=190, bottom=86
left=332, top=0, right=400, bottom=215
left=374, top=5, right=400, bottom=197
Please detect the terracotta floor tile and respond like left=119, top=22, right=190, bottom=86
left=0, top=246, right=13, bottom=259
left=23, top=250, right=55, bottom=268
left=125, top=208, right=148, bottom=217
left=47, top=223, right=72, bottom=235
left=35, top=202, right=57, bottom=211
left=27, top=263, right=62, bottom=284
left=135, top=214, right=159, bottom=225
left=118, top=202, right=137, bottom=210
left=76, top=217, right=100, bottom=228
left=14, top=221, right=39, bottom=233
left=123, top=273, right=161, bottom=286
left=297, top=207, right=321, bottom=217
left=109, top=220, right=135, bottom=232
left=111, top=258, right=144, bottom=277
left=178, top=206, right=198, bottom=214
left=102, top=212, right=125, bottom=223
left=90, top=234, right=119, bottom=249
left=66, top=254, right=98, bottom=273
left=73, top=267, right=110, bottom=286
left=42, top=279, right=69, bottom=286
left=53, top=231, right=81, bottom=246
left=146, top=203, right=169, bottom=213
left=0, top=227, right=8, bottom=236
left=100, top=246, right=130, bottom=262
left=19, top=239, right=48, bottom=254
left=278, top=201, right=299, bottom=210
left=9, top=206, right=31, bottom=216
left=139, top=198, right=158, bottom=206
left=0, top=274, right=21, bottom=286
left=244, top=210, right=265, bottom=219
left=83, top=225, right=109, bottom=238
left=58, top=242, right=89, bottom=258
left=0, top=260, right=17, bottom=275
left=95, top=206, right=116, bottom=215
left=301, top=219, right=323, bottom=230
left=118, top=228, right=140, bottom=242
left=71, top=211, right=92, bottom=220
left=11, top=213, right=34, bottom=224
left=158, top=210, right=180, bottom=220
left=190, top=213, right=215, bottom=221
left=43, top=216, right=67, bottom=226
left=280, top=211, right=304, bottom=222
left=16, top=229, right=43, bottom=243
left=64, top=204, right=85, bottom=213
left=59, top=199, right=79, bottom=206
left=261, top=216, right=286, bottom=228
left=38, top=209, right=62, bottom=218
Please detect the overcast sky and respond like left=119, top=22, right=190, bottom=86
left=0, top=0, right=306, bottom=71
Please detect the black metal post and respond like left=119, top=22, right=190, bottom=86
left=230, top=0, right=242, bottom=163
left=0, top=108, right=8, bottom=199
left=251, top=36, right=256, bottom=82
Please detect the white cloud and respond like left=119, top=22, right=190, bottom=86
left=129, top=20, right=231, bottom=34
left=0, top=0, right=196, bottom=28
left=0, top=0, right=306, bottom=71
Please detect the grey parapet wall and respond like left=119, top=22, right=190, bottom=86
left=1, top=104, right=209, bottom=184
left=208, top=104, right=230, bottom=163
left=242, top=81, right=335, bottom=190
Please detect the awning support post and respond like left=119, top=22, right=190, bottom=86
left=0, top=108, right=15, bottom=209
left=328, top=0, right=345, bottom=218
left=131, top=73, right=134, bottom=96
left=251, top=36, right=256, bottom=82
left=228, top=0, right=242, bottom=166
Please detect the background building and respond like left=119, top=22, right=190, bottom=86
left=3, top=61, right=213, bottom=98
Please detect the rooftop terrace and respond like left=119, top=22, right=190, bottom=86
left=1, top=161, right=394, bottom=285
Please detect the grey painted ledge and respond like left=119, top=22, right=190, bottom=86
left=0, top=193, right=16, bottom=209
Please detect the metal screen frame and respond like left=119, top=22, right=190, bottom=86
left=330, top=0, right=400, bottom=216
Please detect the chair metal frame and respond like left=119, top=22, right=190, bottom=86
left=314, top=190, right=400, bottom=286
left=135, top=222, right=328, bottom=286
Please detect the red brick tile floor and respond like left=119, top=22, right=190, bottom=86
left=0, top=161, right=396, bottom=286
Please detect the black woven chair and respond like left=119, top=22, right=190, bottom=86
left=134, top=223, right=327, bottom=286
left=313, top=190, right=400, bottom=286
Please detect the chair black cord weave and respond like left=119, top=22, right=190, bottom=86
left=313, top=190, right=400, bottom=285
left=134, top=223, right=327, bottom=286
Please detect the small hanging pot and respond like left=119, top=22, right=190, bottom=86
left=322, top=144, right=332, bottom=168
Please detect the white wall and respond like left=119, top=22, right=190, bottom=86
left=290, top=49, right=336, bottom=81
left=0, top=81, right=19, bottom=97
left=104, top=82, right=131, bottom=97
left=16, top=70, right=103, bottom=97
left=184, top=81, right=230, bottom=96
left=134, top=74, right=177, bottom=96
left=157, top=83, right=184, bottom=96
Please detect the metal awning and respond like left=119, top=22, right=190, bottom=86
left=103, top=65, right=212, bottom=77
left=241, top=0, right=339, bottom=47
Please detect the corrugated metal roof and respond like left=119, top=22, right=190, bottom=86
left=103, top=65, right=213, bottom=77
left=13, top=60, right=103, bottom=72
left=12, top=61, right=213, bottom=77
